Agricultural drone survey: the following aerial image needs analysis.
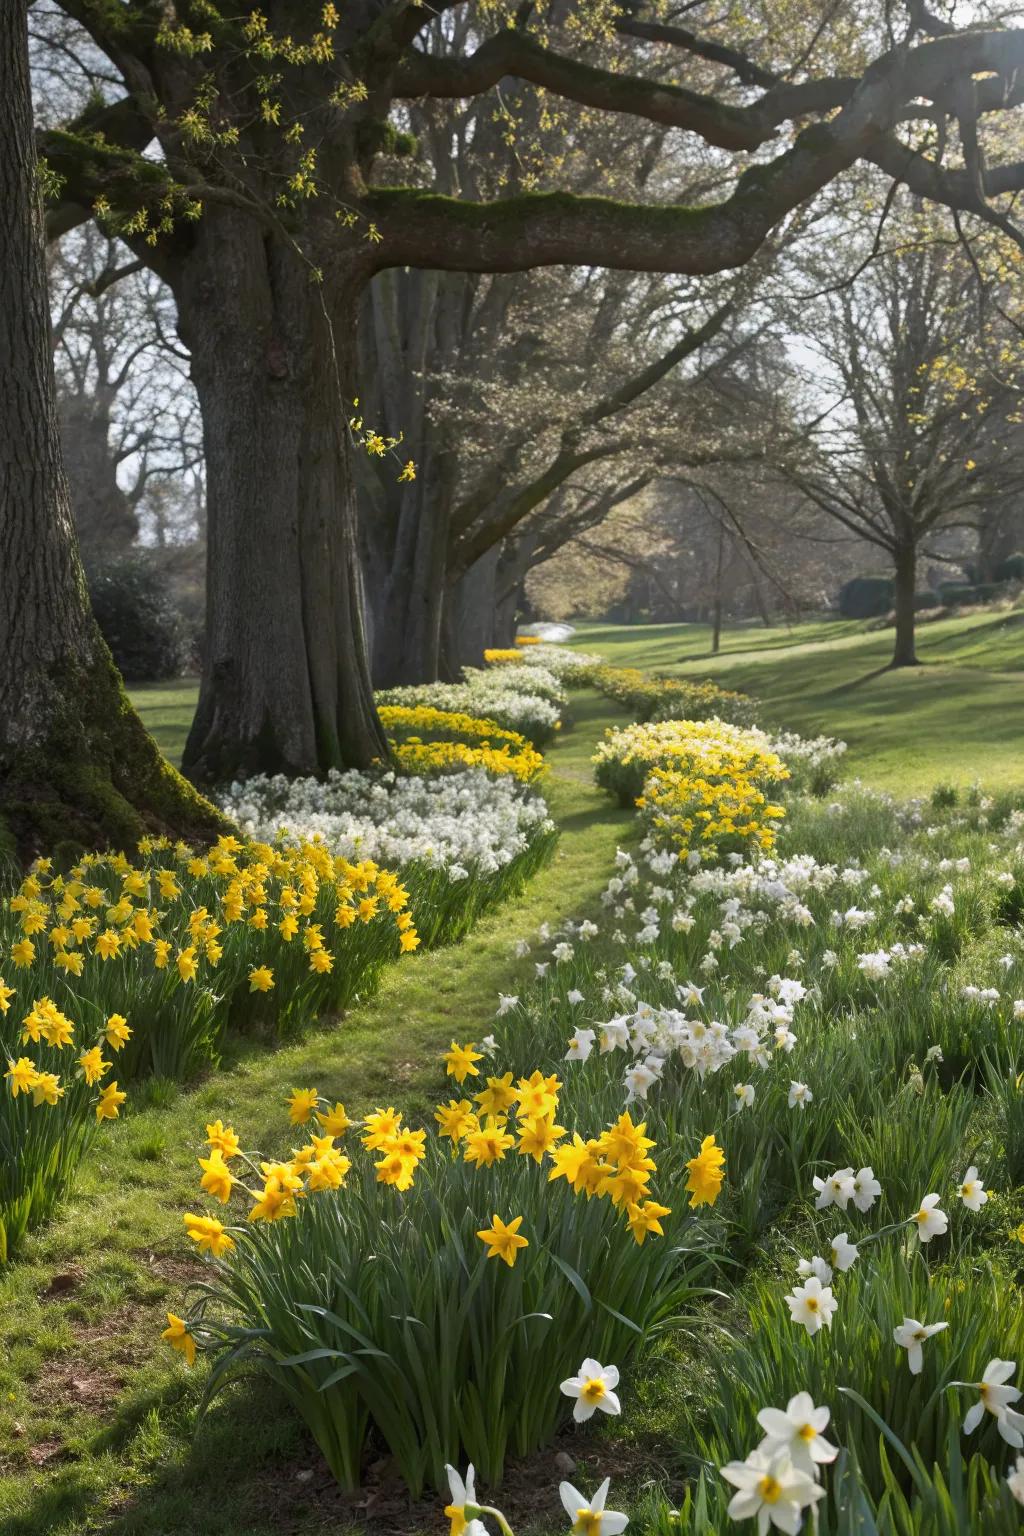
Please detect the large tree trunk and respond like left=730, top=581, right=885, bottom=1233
left=359, top=267, right=461, bottom=689
left=368, top=470, right=455, bottom=688
left=441, top=547, right=503, bottom=676
left=0, top=0, right=226, bottom=862
left=891, top=540, right=919, bottom=668
left=176, top=217, right=387, bottom=782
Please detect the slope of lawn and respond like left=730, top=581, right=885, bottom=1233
left=574, top=606, right=1024, bottom=794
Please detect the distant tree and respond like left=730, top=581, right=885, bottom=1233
left=49, top=227, right=203, bottom=564
left=780, top=216, right=1024, bottom=665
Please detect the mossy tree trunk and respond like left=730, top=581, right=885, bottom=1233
left=176, top=217, right=388, bottom=783
left=0, top=0, right=228, bottom=862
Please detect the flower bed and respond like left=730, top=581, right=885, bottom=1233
left=488, top=773, right=1024, bottom=1528
left=0, top=836, right=415, bottom=1260
left=162, top=1080, right=720, bottom=1493
left=217, top=768, right=557, bottom=945
left=378, top=676, right=564, bottom=746
left=591, top=666, right=759, bottom=726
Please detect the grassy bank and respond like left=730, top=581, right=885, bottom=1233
left=574, top=608, right=1024, bottom=793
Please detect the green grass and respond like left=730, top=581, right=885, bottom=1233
left=0, top=691, right=632, bottom=1536
left=575, top=606, right=1024, bottom=793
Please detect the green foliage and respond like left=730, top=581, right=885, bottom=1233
left=87, top=555, right=191, bottom=684
left=995, top=553, right=1024, bottom=583
left=187, top=1141, right=718, bottom=1495
left=838, top=575, right=894, bottom=619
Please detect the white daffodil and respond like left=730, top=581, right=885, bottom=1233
left=893, top=1317, right=948, bottom=1374
left=797, top=1256, right=833, bottom=1285
left=828, top=1233, right=859, bottom=1272
left=560, top=1359, right=621, bottom=1422
left=443, top=1464, right=487, bottom=1536
left=567, top=988, right=585, bottom=1006
left=813, top=1168, right=855, bottom=1211
left=559, top=1477, right=629, bottom=1535
left=785, top=1277, right=838, bottom=1337
left=565, top=1028, right=596, bottom=1063
left=623, top=1062, right=659, bottom=1103
left=757, top=1391, right=838, bottom=1477
left=496, top=994, right=519, bottom=1016
left=911, top=1193, right=949, bottom=1243
left=963, top=1360, right=1024, bottom=1446
left=1007, top=1455, right=1024, bottom=1505
left=733, top=1083, right=755, bottom=1111
left=720, top=1446, right=825, bottom=1533
left=957, top=1166, right=988, bottom=1211
left=851, top=1167, right=882, bottom=1212
left=788, top=1080, right=812, bottom=1110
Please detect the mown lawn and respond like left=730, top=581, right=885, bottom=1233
left=574, top=607, right=1024, bottom=793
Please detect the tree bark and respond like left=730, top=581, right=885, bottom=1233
left=0, top=0, right=226, bottom=861
left=441, top=548, right=503, bottom=675
left=175, top=217, right=387, bottom=782
left=891, top=541, right=919, bottom=667
left=711, top=520, right=725, bottom=653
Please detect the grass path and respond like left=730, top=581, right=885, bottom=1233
left=0, top=692, right=631, bottom=1536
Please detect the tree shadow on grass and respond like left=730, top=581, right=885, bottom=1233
left=819, top=662, right=896, bottom=697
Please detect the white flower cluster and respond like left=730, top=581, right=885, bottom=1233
left=513, top=643, right=605, bottom=680
left=461, top=664, right=565, bottom=705
left=217, top=767, right=554, bottom=878
left=378, top=676, right=563, bottom=740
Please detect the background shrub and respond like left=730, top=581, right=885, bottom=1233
left=995, top=551, right=1024, bottom=582
left=87, top=554, right=190, bottom=682
left=837, top=574, right=893, bottom=618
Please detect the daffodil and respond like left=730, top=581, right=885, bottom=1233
left=558, top=1477, right=629, bottom=1536
left=756, top=1392, right=838, bottom=1476
left=684, top=1133, right=724, bottom=1208
left=476, top=1213, right=528, bottom=1267
left=962, top=1359, right=1024, bottom=1445
left=162, top=1313, right=197, bottom=1366
left=198, top=1148, right=235, bottom=1202
left=444, top=1041, right=484, bottom=1083
left=911, top=1193, right=949, bottom=1243
left=893, top=1317, right=948, bottom=1374
left=183, top=1212, right=236, bottom=1257
left=785, top=1277, right=837, bottom=1337
left=720, top=1448, right=824, bottom=1533
left=287, top=1087, right=320, bottom=1125
left=560, top=1359, right=621, bottom=1422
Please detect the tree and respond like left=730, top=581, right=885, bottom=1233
left=49, top=226, right=204, bottom=563
left=0, top=0, right=225, bottom=858
left=36, top=2, right=1024, bottom=777
left=780, top=216, right=1024, bottom=665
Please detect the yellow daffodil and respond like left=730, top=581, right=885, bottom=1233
left=476, top=1213, right=529, bottom=1267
